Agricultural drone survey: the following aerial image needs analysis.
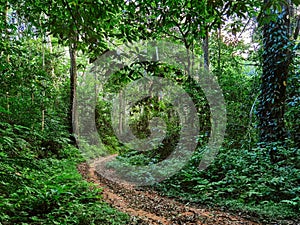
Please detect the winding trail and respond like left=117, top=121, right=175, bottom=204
left=78, top=155, right=261, bottom=225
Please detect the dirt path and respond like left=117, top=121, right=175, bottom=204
left=77, top=155, right=265, bottom=225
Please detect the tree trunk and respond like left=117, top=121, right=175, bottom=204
left=69, top=36, right=79, bottom=145
left=257, top=0, right=291, bottom=155
left=217, top=25, right=222, bottom=75
left=202, top=29, right=209, bottom=70
left=293, top=15, right=300, bottom=40
left=3, top=1, right=9, bottom=62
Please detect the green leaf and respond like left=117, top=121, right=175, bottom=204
left=292, top=0, right=300, bottom=6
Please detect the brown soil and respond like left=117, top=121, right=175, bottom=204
left=77, top=155, right=267, bottom=225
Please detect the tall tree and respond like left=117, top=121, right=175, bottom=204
left=12, top=0, right=122, bottom=143
left=257, top=0, right=292, bottom=153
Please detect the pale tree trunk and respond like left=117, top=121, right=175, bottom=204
left=3, top=1, right=9, bottom=62
left=42, top=35, right=45, bottom=131
left=217, top=25, right=222, bottom=75
left=119, top=90, right=124, bottom=135
left=46, top=33, right=55, bottom=77
left=41, top=31, right=54, bottom=131
left=6, top=92, right=9, bottom=113
left=202, top=29, right=209, bottom=70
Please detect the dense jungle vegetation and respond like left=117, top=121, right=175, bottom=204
left=0, top=0, right=299, bottom=224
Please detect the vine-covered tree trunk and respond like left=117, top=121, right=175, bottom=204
left=257, top=0, right=291, bottom=151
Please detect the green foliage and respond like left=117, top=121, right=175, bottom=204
left=11, top=0, right=121, bottom=54
left=209, top=32, right=260, bottom=148
left=96, top=61, right=210, bottom=159
left=122, top=0, right=258, bottom=47
left=0, top=13, right=129, bottom=224
left=95, top=100, right=124, bottom=154
left=0, top=154, right=130, bottom=224
left=0, top=36, right=70, bottom=158
left=1, top=0, right=299, bottom=223
left=153, top=145, right=300, bottom=221
left=286, top=44, right=300, bottom=148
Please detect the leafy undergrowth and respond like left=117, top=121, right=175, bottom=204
left=108, top=144, right=300, bottom=223
left=152, top=145, right=300, bottom=223
left=0, top=147, right=130, bottom=225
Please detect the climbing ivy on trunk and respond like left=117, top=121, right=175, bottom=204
left=257, top=0, right=292, bottom=152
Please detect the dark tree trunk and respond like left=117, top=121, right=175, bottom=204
left=257, top=0, right=291, bottom=154
left=69, top=36, right=79, bottom=145
left=294, top=15, right=300, bottom=40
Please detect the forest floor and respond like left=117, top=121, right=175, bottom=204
left=77, top=155, right=289, bottom=225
